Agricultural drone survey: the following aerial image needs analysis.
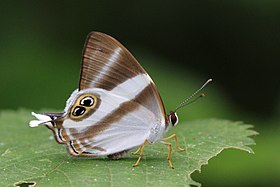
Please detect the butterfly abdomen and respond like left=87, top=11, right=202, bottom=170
left=107, top=150, right=130, bottom=160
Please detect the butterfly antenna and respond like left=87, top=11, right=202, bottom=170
left=174, top=78, right=212, bottom=112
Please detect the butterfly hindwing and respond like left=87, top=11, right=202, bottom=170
left=61, top=73, right=166, bottom=156
left=31, top=32, right=168, bottom=157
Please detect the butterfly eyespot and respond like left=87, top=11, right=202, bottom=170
left=80, top=96, right=95, bottom=107
left=72, top=106, right=86, bottom=116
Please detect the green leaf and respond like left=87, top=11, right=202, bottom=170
left=0, top=109, right=257, bottom=187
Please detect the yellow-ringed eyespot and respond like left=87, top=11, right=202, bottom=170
left=70, top=94, right=98, bottom=119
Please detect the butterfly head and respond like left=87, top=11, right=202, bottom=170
left=168, top=111, right=179, bottom=126
left=167, top=79, right=212, bottom=128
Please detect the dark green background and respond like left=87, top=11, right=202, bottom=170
left=0, top=1, right=279, bottom=186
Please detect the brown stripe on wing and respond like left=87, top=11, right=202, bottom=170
left=42, top=113, right=65, bottom=144
left=68, top=87, right=147, bottom=141
left=79, top=32, right=147, bottom=90
left=40, top=112, right=107, bottom=156
left=71, top=82, right=166, bottom=142
left=67, top=139, right=107, bottom=157
left=67, top=140, right=82, bottom=155
left=69, top=83, right=167, bottom=156
left=46, top=122, right=70, bottom=144
left=63, top=100, right=139, bottom=156
left=78, top=146, right=107, bottom=157
left=81, top=99, right=140, bottom=140
left=133, top=82, right=167, bottom=124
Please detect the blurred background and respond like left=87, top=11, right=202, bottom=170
left=0, top=0, right=279, bottom=186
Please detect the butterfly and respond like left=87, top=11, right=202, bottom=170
left=29, top=32, right=212, bottom=169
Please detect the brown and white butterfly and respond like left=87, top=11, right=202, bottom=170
left=29, top=32, right=211, bottom=168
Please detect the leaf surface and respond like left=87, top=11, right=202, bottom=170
left=0, top=110, right=257, bottom=186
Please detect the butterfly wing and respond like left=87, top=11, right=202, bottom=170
left=80, top=32, right=147, bottom=90
left=31, top=32, right=168, bottom=157
left=56, top=84, right=162, bottom=156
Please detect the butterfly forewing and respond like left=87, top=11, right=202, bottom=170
left=78, top=31, right=167, bottom=125
left=79, top=32, right=146, bottom=91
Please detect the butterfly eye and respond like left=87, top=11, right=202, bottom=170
left=168, top=112, right=179, bottom=126
left=72, top=106, right=86, bottom=116
left=80, top=96, right=95, bottom=107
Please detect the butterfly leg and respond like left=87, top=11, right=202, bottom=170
left=162, top=134, right=185, bottom=151
left=132, top=139, right=150, bottom=167
left=131, top=146, right=141, bottom=155
left=160, top=141, right=174, bottom=169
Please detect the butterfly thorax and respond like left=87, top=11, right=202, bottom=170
left=147, top=119, right=168, bottom=143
